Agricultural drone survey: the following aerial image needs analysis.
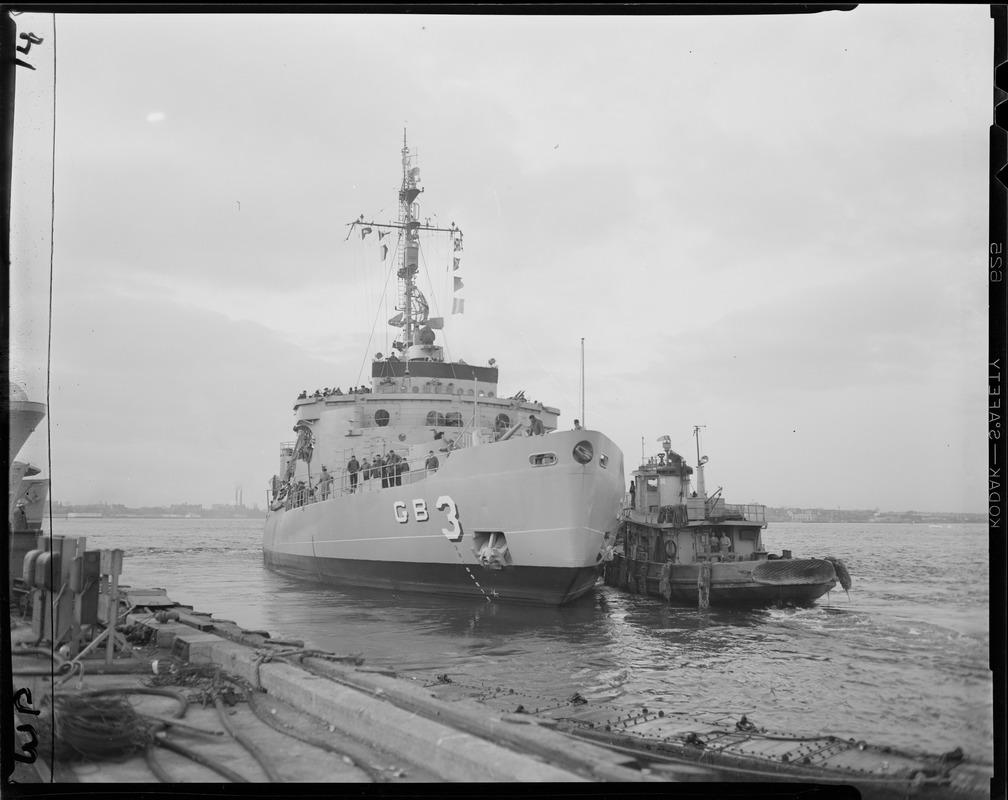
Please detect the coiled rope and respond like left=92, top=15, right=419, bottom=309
left=34, top=692, right=156, bottom=761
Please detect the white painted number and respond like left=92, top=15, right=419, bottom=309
left=436, top=495, right=463, bottom=542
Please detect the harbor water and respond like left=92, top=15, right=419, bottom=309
left=45, top=518, right=992, bottom=766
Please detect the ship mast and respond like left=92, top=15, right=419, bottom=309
left=349, top=131, right=460, bottom=359
left=399, top=129, right=421, bottom=350
left=693, top=424, right=708, bottom=499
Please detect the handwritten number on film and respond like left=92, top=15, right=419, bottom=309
left=13, top=687, right=39, bottom=764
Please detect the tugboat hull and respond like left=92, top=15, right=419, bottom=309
left=605, top=555, right=838, bottom=607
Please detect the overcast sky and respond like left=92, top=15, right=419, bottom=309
left=9, top=7, right=991, bottom=512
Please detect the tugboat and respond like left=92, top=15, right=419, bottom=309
left=603, top=429, right=850, bottom=607
left=263, top=133, right=625, bottom=605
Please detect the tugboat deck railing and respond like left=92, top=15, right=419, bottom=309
left=719, top=503, right=766, bottom=524
left=621, top=502, right=766, bottom=525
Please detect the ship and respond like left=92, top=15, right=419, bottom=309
left=8, top=381, right=50, bottom=599
left=262, top=134, right=625, bottom=605
left=603, top=430, right=850, bottom=607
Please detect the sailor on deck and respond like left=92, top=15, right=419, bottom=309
left=718, top=531, right=732, bottom=560
left=347, top=455, right=360, bottom=493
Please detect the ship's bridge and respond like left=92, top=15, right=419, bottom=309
left=371, top=359, right=499, bottom=397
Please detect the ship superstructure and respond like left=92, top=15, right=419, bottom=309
left=263, top=135, right=624, bottom=605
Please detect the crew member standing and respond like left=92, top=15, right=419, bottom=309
left=718, top=531, right=732, bottom=560
left=347, top=454, right=360, bottom=493
left=388, top=449, right=403, bottom=486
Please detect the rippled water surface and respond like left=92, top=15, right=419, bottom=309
left=53, top=519, right=992, bottom=763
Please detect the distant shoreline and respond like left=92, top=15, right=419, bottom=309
left=54, top=511, right=266, bottom=521
left=47, top=509, right=982, bottom=525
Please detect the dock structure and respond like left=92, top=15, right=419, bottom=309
left=10, top=593, right=687, bottom=784
left=10, top=599, right=992, bottom=795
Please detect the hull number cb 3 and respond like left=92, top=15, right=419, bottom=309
left=393, top=496, right=463, bottom=542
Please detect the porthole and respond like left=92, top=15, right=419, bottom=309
left=599, top=454, right=609, bottom=468
left=530, top=453, right=557, bottom=467
left=374, top=409, right=390, bottom=427
left=412, top=386, right=419, bottom=393
left=573, top=440, right=594, bottom=464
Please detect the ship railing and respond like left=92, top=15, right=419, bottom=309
left=320, top=456, right=442, bottom=498
left=268, top=448, right=454, bottom=511
left=718, top=503, right=766, bottom=523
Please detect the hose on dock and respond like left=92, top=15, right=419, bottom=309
left=244, top=687, right=386, bottom=782
left=144, top=745, right=174, bottom=782
left=128, top=671, right=279, bottom=783
left=11, top=645, right=70, bottom=677
left=144, top=660, right=284, bottom=782
left=153, top=734, right=249, bottom=783
left=149, top=658, right=383, bottom=782
left=212, top=687, right=285, bottom=782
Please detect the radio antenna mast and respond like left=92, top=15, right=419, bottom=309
left=693, top=424, right=706, bottom=464
left=580, top=338, right=585, bottom=428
